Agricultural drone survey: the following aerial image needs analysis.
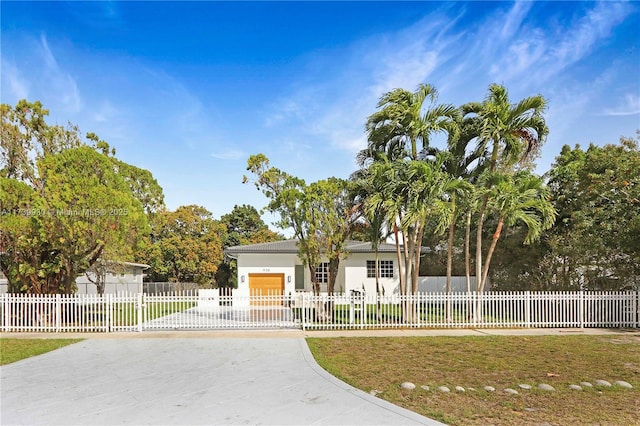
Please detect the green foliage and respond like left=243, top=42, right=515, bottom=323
left=0, top=100, right=162, bottom=294
left=144, top=205, right=225, bottom=286
left=215, top=204, right=283, bottom=288
left=360, top=83, right=459, bottom=163
left=246, top=155, right=357, bottom=294
left=541, top=136, right=640, bottom=290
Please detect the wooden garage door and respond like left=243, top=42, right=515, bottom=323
left=248, top=273, right=284, bottom=305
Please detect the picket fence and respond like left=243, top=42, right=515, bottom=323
left=1, top=291, right=638, bottom=333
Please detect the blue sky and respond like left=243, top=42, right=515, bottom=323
left=2, top=1, right=639, bottom=225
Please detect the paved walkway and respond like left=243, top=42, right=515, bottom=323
left=0, top=337, right=442, bottom=425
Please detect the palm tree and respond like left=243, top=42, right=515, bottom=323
left=350, top=167, right=390, bottom=321
left=462, top=84, right=548, bottom=292
left=478, top=171, right=556, bottom=292
left=365, top=157, right=409, bottom=297
left=360, top=83, right=459, bottom=164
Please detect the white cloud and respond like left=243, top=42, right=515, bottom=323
left=493, top=1, right=632, bottom=87
left=211, top=149, right=245, bottom=160
left=37, top=35, right=82, bottom=114
left=0, top=60, right=30, bottom=99
left=602, top=93, right=640, bottom=116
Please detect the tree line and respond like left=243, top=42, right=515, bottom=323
left=2, top=84, right=638, bottom=294
left=246, top=83, right=639, bottom=294
left=0, top=100, right=280, bottom=294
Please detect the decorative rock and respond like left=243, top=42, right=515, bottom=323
left=504, top=388, right=519, bottom=395
left=467, top=387, right=476, bottom=391
left=538, top=383, right=556, bottom=391
left=369, top=389, right=382, bottom=396
left=400, top=382, right=416, bottom=390
left=569, top=384, right=583, bottom=391
left=614, top=380, right=633, bottom=389
left=524, top=408, right=538, bottom=412
left=455, top=386, right=465, bottom=392
left=595, top=380, right=612, bottom=387
left=484, top=386, right=496, bottom=392
left=437, top=386, right=451, bottom=393
left=580, top=381, right=593, bottom=388
left=420, top=385, right=430, bottom=391
left=518, top=384, right=532, bottom=390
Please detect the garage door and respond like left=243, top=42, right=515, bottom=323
left=248, top=273, right=284, bottom=305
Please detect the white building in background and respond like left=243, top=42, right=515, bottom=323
left=0, top=262, right=149, bottom=294
left=225, top=239, right=423, bottom=297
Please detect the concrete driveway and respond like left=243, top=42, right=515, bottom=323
left=0, top=337, right=441, bottom=425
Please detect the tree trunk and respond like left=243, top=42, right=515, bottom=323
left=393, top=223, right=404, bottom=296
left=475, top=195, right=489, bottom=291
left=328, top=257, right=339, bottom=296
left=446, top=206, right=456, bottom=322
left=480, top=217, right=504, bottom=292
left=375, top=247, right=382, bottom=322
left=465, top=210, right=472, bottom=293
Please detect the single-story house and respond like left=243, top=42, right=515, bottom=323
left=225, top=239, right=427, bottom=299
left=76, top=261, right=150, bottom=294
left=1, top=262, right=149, bottom=294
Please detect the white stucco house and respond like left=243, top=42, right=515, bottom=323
left=224, top=239, right=429, bottom=299
left=76, top=261, right=150, bottom=294
left=1, top=261, right=149, bottom=294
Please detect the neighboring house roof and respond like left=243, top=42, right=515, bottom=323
left=120, top=261, right=151, bottom=269
left=225, top=239, right=429, bottom=258
left=87, top=260, right=150, bottom=271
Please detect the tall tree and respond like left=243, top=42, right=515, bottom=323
left=351, top=167, right=389, bottom=298
left=245, top=155, right=357, bottom=296
left=145, top=205, right=225, bottom=286
left=478, top=171, right=556, bottom=291
left=360, top=83, right=459, bottom=163
left=461, top=84, right=548, bottom=292
left=0, top=146, right=148, bottom=293
left=543, top=136, right=640, bottom=290
left=216, top=204, right=282, bottom=288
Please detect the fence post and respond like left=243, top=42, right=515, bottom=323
left=525, top=291, right=531, bottom=328
left=106, top=293, right=112, bottom=333
left=2, top=294, right=9, bottom=332
left=301, top=293, right=306, bottom=332
left=137, top=292, right=143, bottom=332
left=55, top=294, right=61, bottom=333
left=579, top=290, right=584, bottom=329
left=633, top=290, right=640, bottom=328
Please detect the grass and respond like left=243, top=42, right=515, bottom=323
left=299, top=302, right=512, bottom=325
left=306, top=335, right=640, bottom=425
left=108, top=301, right=196, bottom=326
left=3, top=301, right=199, bottom=329
left=0, top=338, right=82, bottom=365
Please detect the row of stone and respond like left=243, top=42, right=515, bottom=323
left=398, top=379, right=633, bottom=394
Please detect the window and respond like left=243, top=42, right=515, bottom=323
left=367, top=260, right=394, bottom=278
left=315, top=263, right=329, bottom=283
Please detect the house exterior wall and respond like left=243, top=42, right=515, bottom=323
left=342, top=252, right=400, bottom=296
left=236, top=253, right=299, bottom=300
left=0, top=266, right=146, bottom=294
left=76, top=264, right=144, bottom=294
left=235, top=251, right=401, bottom=296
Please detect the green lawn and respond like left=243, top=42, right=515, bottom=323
left=306, top=335, right=640, bottom=425
left=299, top=302, right=515, bottom=325
left=0, top=338, right=82, bottom=365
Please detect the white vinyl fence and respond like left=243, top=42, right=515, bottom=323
left=1, top=291, right=638, bottom=333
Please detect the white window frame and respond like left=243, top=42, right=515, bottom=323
left=315, top=262, right=329, bottom=283
left=367, top=260, right=394, bottom=278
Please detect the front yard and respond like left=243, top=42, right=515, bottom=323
left=307, top=334, right=640, bottom=425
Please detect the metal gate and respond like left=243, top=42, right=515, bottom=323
left=136, top=291, right=300, bottom=331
